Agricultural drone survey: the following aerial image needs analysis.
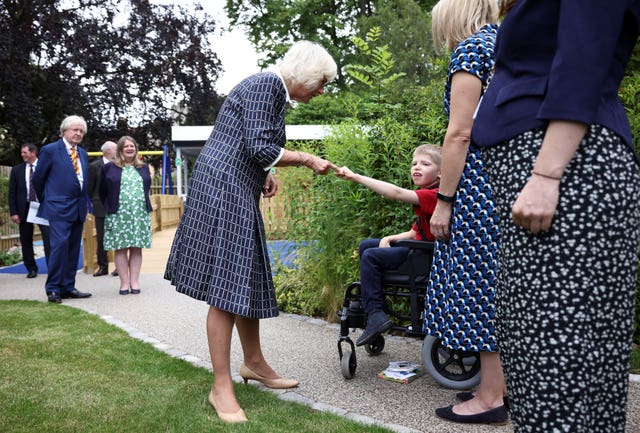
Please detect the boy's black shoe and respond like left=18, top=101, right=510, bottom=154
left=356, top=311, right=392, bottom=346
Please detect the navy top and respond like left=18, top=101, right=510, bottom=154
left=472, top=0, right=640, bottom=159
left=99, top=162, right=152, bottom=214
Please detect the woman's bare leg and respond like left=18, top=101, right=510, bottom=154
left=235, top=316, right=279, bottom=378
left=113, top=249, right=129, bottom=291
left=207, top=307, right=241, bottom=413
left=453, top=352, right=506, bottom=414
left=127, top=247, right=142, bottom=290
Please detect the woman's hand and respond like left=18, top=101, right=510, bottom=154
left=430, top=201, right=453, bottom=240
left=307, top=155, right=338, bottom=175
left=511, top=176, right=559, bottom=234
left=262, top=172, right=278, bottom=198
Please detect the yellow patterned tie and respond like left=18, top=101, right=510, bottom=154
left=70, top=145, right=80, bottom=174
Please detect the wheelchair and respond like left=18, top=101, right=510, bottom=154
left=336, top=239, right=481, bottom=390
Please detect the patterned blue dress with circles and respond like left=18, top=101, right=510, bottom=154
left=423, top=24, right=500, bottom=352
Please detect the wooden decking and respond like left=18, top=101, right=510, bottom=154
left=140, top=227, right=177, bottom=274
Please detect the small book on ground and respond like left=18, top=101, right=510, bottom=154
left=377, top=361, right=423, bottom=384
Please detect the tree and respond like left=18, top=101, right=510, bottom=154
left=225, top=0, right=377, bottom=87
left=225, top=0, right=439, bottom=89
left=0, top=0, right=224, bottom=165
left=356, top=0, right=436, bottom=86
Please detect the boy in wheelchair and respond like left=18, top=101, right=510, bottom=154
left=335, top=144, right=441, bottom=346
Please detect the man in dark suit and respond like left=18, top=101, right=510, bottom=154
left=33, top=115, right=92, bottom=303
left=8, top=143, right=51, bottom=278
left=88, top=140, right=117, bottom=277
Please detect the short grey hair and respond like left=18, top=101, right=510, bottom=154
left=101, top=141, right=117, bottom=152
left=278, top=40, right=338, bottom=91
left=59, top=115, right=88, bottom=135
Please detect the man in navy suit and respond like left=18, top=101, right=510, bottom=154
left=8, top=143, right=51, bottom=278
left=33, top=115, right=92, bottom=303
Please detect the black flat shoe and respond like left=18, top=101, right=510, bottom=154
left=119, top=289, right=129, bottom=295
left=456, top=392, right=510, bottom=412
left=456, top=391, right=475, bottom=402
left=129, top=288, right=140, bottom=294
left=93, top=267, right=108, bottom=277
left=27, top=270, right=37, bottom=278
left=62, top=289, right=92, bottom=299
left=47, top=293, right=62, bottom=303
left=435, top=405, right=509, bottom=425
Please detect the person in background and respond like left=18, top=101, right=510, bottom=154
left=471, top=1, right=640, bottom=431
left=8, top=143, right=51, bottom=278
left=32, top=115, right=92, bottom=303
left=88, top=140, right=117, bottom=277
left=99, top=136, right=152, bottom=295
left=425, top=0, right=507, bottom=425
left=164, top=40, right=338, bottom=423
left=335, top=144, right=441, bottom=346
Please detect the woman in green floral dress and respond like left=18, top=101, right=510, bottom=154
left=99, top=136, right=152, bottom=295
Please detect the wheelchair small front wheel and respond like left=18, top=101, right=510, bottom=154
left=422, top=335, right=481, bottom=390
left=340, top=349, right=357, bottom=379
left=364, top=334, right=385, bottom=355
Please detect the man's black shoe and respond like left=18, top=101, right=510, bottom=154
left=47, top=293, right=62, bottom=303
left=61, top=289, right=92, bottom=299
left=27, top=270, right=37, bottom=278
left=93, top=267, right=108, bottom=277
left=356, top=311, right=393, bottom=346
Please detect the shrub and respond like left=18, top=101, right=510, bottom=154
left=0, top=249, right=20, bottom=266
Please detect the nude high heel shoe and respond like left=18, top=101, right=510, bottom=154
left=208, top=391, right=247, bottom=423
left=239, top=364, right=299, bottom=389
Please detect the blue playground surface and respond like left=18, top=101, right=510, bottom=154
left=0, top=241, right=299, bottom=275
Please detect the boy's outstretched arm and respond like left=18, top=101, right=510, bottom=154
left=335, top=166, right=419, bottom=205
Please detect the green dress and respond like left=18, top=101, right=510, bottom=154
left=104, top=165, right=152, bottom=250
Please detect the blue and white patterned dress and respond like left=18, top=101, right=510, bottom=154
left=423, top=24, right=500, bottom=352
left=164, top=72, right=286, bottom=319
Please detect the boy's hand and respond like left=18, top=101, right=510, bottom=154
left=334, top=166, right=355, bottom=180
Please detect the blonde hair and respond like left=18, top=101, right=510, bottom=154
left=114, top=135, right=144, bottom=168
left=414, top=143, right=442, bottom=167
left=431, top=0, right=499, bottom=53
left=279, top=40, right=338, bottom=91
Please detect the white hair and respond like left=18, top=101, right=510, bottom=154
left=101, top=141, right=117, bottom=151
left=278, top=40, right=338, bottom=90
left=59, top=115, right=87, bottom=135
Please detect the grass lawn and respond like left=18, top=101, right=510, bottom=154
left=0, top=300, right=391, bottom=433
left=632, top=344, right=640, bottom=374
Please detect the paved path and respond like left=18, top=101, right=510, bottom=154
left=1, top=230, right=639, bottom=433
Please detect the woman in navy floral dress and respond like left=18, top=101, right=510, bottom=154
left=424, top=0, right=507, bottom=425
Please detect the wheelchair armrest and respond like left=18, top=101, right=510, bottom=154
left=392, top=240, right=434, bottom=251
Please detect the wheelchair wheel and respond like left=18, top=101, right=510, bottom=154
left=364, top=334, right=385, bottom=355
left=422, top=335, right=481, bottom=390
left=340, top=349, right=357, bottom=379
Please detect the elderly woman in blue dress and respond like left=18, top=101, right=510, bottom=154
left=100, top=135, right=152, bottom=295
left=165, top=41, right=338, bottom=423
